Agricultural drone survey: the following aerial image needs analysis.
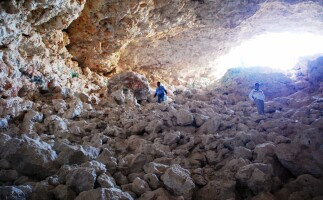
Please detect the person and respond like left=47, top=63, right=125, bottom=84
left=249, top=83, right=265, bottom=115
left=154, top=82, right=168, bottom=103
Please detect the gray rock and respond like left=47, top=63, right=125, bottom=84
left=0, top=186, right=26, bottom=200
left=75, top=188, right=133, bottom=200
left=0, top=118, right=9, bottom=129
left=144, top=173, right=161, bottom=190
left=97, top=173, right=116, bottom=188
left=236, top=163, right=274, bottom=194
left=131, top=177, right=151, bottom=196
left=160, top=164, right=195, bottom=196
left=194, top=180, right=236, bottom=200
left=0, top=169, right=19, bottom=182
left=57, top=143, right=99, bottom=165
left=66, top=167, right=97, bottom=193
left=175, top=109, right=194, bottom=126
left=53, top=185, right=76, bottom=200
left=0, top=136, right=58, bottom=179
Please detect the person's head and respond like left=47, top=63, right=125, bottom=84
left=157, top=82, right=161, bottom=87
left=255, top=83, right=260, bottom=90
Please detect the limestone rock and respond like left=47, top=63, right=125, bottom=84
left=137, top=188, right=184, bottom=200
left=131, top=177, right=151, bottom=196
left=0, top=135, right=58, bottom=179
left=0, top=186, right=27, bottom=200
left=175, top=109, right=194, bottom=126
left=236, top=163, right=274, bottom=194
left=97, top=173, right=116, bottom=188
left=275, top=128, right=323, bottom=177
left=57, top=143, right=100, bottom=165
left=144, top=173, right=161, bottom=190
left=0, top=118, right=9, bottom=129
left=75, top=188, right=133, bottom=200
left=160, top=164, right=195, bottom=196
left=53, top=184, right=76, bottom=200
left=66, top=167, right=97, bottom=193
left=194, top=180, right=236, bottom=200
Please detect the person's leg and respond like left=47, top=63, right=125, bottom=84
left=255, top=99, right=262, bottom=114
left=260, top=100, right=265, bottom=115
left=158, top=93, right=164, bottom=103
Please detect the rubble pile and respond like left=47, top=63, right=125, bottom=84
left=0, top=61, right=322, bottom=200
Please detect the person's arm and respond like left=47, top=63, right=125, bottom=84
left=248, top=90, right=254, bottom=101
left=165, top=89, right=167, bottom=95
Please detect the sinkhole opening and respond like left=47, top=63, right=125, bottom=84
left=213, top=32, right=323, bottom=79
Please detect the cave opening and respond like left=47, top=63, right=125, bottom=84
left=211, top=32, right=323, bottom=80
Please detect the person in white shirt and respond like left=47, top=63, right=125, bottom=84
left=249, top=83, right=265, bottom=115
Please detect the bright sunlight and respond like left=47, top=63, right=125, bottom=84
left=213, top=32, right=323, bottom=79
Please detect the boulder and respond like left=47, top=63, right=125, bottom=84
left=0, top=118, right=8, bottom=129
left=144, top=173, right=161, bottom=190
left=75, top=188, right=133, bottom=200
left=131, top=177, right=151, bottom=196
left=63, top=100, right=83, bottom=119
left=0, top=186, right=27, bottom=200
left=66, top=167, right=97, bottom=193
left=198, top=117, right=221, bottom=134
left=194, top=180, right=236, bottom=200
left=275, top=128, right=323, bottom=177
left=97, top=173, right=116, bottom=188
left=53, top=184, right=76, bottom=200
left=57, top=143, right=100, bottom=165
left=0, top=136, right=58, bottom=179
left=175, top=109, right=194, bottom=126
left=143, top=162, right=169, bottom=177
left=236, top=163, right=274, bottom=194
left=160, top=164, right=195, bottom=196
left=137, top=188, right=183, bottom=200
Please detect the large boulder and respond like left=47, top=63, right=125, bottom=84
left=56, top=143, right=100, bottom=165
left=175, top=109, right=194, bottom=126
left=198, top=117, right=221, bottom=134
left=160, top=164, right=195, bottom=196
left=107, top=72, right=151, bottom=101
left=0, top=135, right=58, bottom=179
left=275, top=128, right=323, bottom=177
left=236, top=163, right=274, bottom=194
left=66, top=167, right=97, bottom=193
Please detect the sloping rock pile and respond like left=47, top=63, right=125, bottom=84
left=0, top=66, right=322, bottom=200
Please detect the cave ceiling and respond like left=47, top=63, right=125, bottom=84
left=66, top=0, right=323, bottom=84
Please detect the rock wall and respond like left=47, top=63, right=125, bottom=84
left=0, top=0, right=107, bottom=99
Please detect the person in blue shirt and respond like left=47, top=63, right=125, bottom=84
left=154, top=82, right=168, bottom=103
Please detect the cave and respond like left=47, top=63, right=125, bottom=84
left=0, top=0, right=323, bottom=199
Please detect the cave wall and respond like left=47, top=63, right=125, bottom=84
left=0, top=0, right=106, bottom=99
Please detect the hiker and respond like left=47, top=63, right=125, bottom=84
left=249, top=83, right=265, bottom=115
left=154, top=82, right=168, bottom=103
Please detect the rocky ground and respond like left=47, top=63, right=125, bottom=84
left=0, top=62, right=322, bottom=200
